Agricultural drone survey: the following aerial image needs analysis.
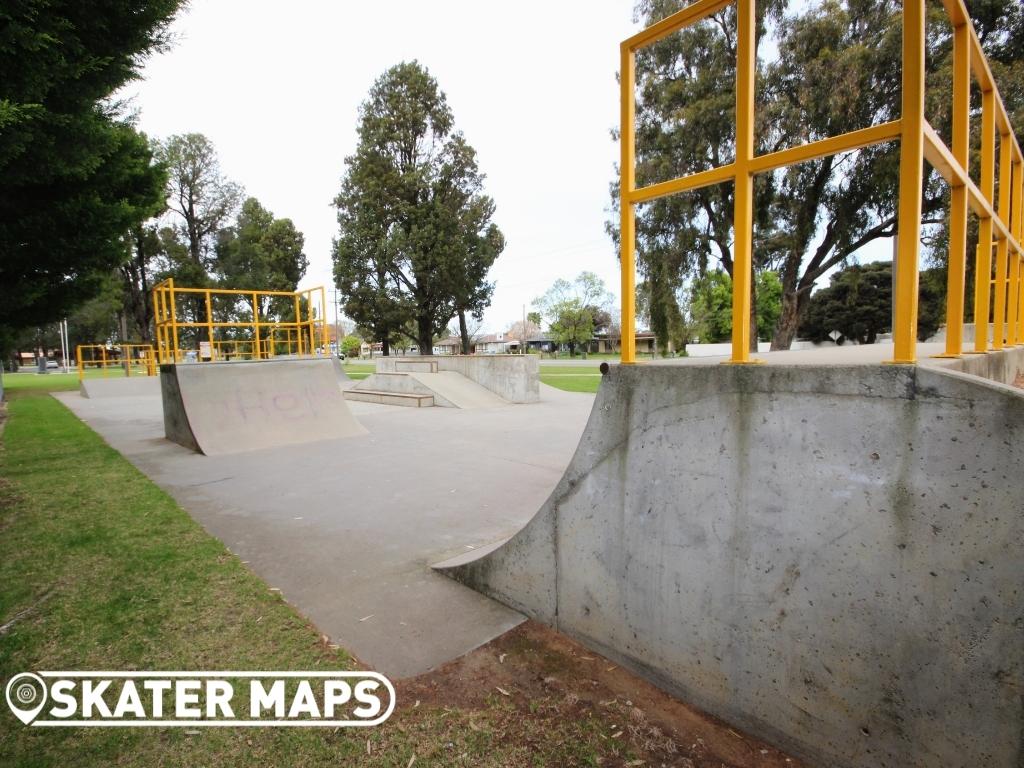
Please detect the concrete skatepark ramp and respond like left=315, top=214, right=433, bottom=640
left=161, top=358, right=366, bottom=455
left=376, top=355, right=539, bottom=403
left=80, top=376, right=161, bottom=399
left=439, top=357, right=1024, bottom=768
left=349, top=369, right=507, bottom=408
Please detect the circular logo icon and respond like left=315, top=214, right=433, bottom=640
left=5, top=673, right=47, bottom=725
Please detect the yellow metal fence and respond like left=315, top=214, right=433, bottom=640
left=76, top=344, right=156, bottom=382
left=151, top=278, right=329, bottom=364
left=619, top=0, right=1024, bottom=364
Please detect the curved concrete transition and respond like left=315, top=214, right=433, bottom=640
left=161, top=358, right=366, bottom=455
left=438, top=362, right=1024, bottom=767
left=331, top=355, right=352, bottom=384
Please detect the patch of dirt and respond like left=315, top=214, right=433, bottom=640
left=399, top=621, right=803, bottom=768
left=1013, top=371, right=1024, bottom=389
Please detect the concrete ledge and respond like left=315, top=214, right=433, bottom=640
left=354, top=372, right=455, bottom=407
left=931, top=343, right=1024, bottom=386
left=440, top=363, right=1024, bottom=767
left=394, top=360, right=438, bottom=373
left=343, top=389, right=433, bottom=408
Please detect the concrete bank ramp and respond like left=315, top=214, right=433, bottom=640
left=80, top=376, right=160, bottom=399
left=438, top=362, right=1024, bottom=768
left=407, top=371, right=507, bottom=409
left=161, top=358, right=366, bottom=455
left=351, top=370, right=508, bottom=409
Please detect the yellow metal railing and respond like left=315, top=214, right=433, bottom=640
left=151, top=278, right=329, bottom=364
left=619, top=0, right=1024, bottom=364
left=76, top=344, right=157, bottom=382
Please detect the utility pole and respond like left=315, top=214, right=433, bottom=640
left=522, top=303, right=527, bottom=354
left=329, top=288, right=343, bottom=356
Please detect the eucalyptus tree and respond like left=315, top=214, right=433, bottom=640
left=334, top=61, right=503, bottom=355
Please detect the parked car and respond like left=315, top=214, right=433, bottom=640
left=45, top=359, right=59, bottom=370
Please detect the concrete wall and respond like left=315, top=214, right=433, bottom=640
left=938, top=344, right=1024, bottom=387
left=440, top=362, right=1024, bottom=767
left=377, top=356, right=539, bottom=403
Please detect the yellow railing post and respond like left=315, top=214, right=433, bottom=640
left=619, top=41, right=637, bottom=365
left=1017, top=159, right=1024, bottom=344
left=205, top=289, right=216, bottom=361
left=973, top=88, right=996, bottom=352
left=320, top=288, right=329, bottom=353
left=940, top=20, right=970, bottom=358
left=167, top=278, right=181, bottom=362
left=76, top=345, right=84, bottom=382
left=728, top=0, right=756, bottom=364
left=891, top=0, right=926, bottom=364
left=1009, top=161, right=1023, bottom=344
left=993, top=136, right=1012, bottom=349
left=294, top=295, right=303, bottom=356
left=253, top=292, right=262, bottom=360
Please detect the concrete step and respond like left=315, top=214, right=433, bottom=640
left=343, top=389, right=434, bottom=408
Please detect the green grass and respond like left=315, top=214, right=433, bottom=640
left=537, top=365, right=604, bottom=394
left=537, top=366, right=604, bottom=375
left=0, top=384, right=621, bottom=766
left=342, top=361, right=374, bottom=380
left=1, top=367, right=141, bottom=395
left=539, top=375, right=601, bottom=394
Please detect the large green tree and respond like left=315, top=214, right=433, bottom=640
left=333, top=61, right=504, bottom=356
left=0, top=0, right=180, bottom=350
left=691, top=269, right=783, bottom=343
left=800, top=261, right=945, bottom=344
left=159, top=133, right=244, bottom=270
left=533, top=272, right=615, bottom=357
left=214, top=196, right=308, bottom=320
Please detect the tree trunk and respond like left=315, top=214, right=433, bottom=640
left=138, top=257, right=151, bottom=342
left=771, top=289, right=801, bottom=350
left=771, top=286, right=812, bottom=351
left=458, top=309, right=470, bottom=354
left=416, top=315, right=433, bottom=357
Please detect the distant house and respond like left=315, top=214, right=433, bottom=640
left=525, top=334, right=555, bottom=353
left=474, top=332, right=519, bottom=354
left=433, top=336, right=462, bottom=355
left=432, top=332, right=521, bottom=355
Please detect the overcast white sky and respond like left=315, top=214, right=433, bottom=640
left=119, top=0, right=641, bottom=333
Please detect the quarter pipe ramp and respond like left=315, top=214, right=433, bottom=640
left=161, top=358, right=366, bottom=456
left=438, top=360, right=1024, bottom=768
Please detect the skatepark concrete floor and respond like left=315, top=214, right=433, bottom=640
left=55, top=384, right=594, bottom=678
